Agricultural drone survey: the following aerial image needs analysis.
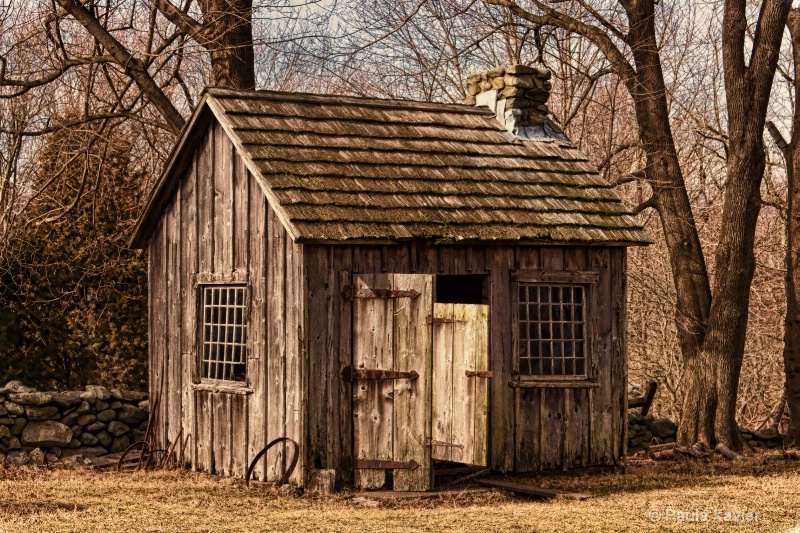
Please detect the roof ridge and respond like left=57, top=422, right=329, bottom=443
left=206, top=87, right=495, bottom=115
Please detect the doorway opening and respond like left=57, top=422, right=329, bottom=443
left=435, top=275, right=488, bottom=304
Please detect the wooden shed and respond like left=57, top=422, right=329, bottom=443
left=131, top=70, right=650, bottom=491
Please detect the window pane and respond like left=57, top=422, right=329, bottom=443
left=516, top=283, right=587, bottom=377
left=563, top=288, right=572, bottom=303
left=202, top=286, right=248, bottom=382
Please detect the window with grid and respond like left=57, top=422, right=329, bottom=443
left=201, top=286, right=248, bottom=382
left=518, top=284, right=586, bottom=377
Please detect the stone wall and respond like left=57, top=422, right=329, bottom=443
left=627, top=412, right=785, bottom=455
left=0, top=381, right=149, bottom=466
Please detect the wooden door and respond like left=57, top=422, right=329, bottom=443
left=431, top=303, right=490, bottom=466
left=351, top=274, right=433, bottom=491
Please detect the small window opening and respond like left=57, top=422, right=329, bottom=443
left=435, top=275, right=487, bottom=304
left=201, top=285, right=248, bottom=382
left=518, top=283, right=586, bottom=377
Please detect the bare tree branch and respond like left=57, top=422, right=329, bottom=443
left=54, top=0, right=185, bottom=134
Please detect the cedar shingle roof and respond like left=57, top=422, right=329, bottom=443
left=132, top=88, right=650, bottom=247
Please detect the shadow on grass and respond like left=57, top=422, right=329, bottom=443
left=507, top=457, right=800, bottom=498
left=0, top=501, right=88, bottom=516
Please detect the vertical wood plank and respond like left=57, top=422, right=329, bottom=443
left=450, top=304, right=470, bottom=465
left=323, top=251, right=337, bottom=472
left=488, top=247, right=514, bottom=472
left=247, top=174, right=267, bottom=480
left=232, top=394, right=248, bottom=477
left=212, top=393, right=231, bottom=475
left=266, top=206, right=286, bottom=481
left=306, top=246, right=330, bottom=471
left=151, top=218, right=168, bottom=449
left=213, top=121, right=233, bottom=274
left=542, top=389, right=565, bottom=469
left=352, top=274, right=393, bottom=489
left=198, top=127, right=214, bottom=274
left=472, top=304, right=490, bottom=466
left=336, top=263, right=353, bottom=482
left=233, top=151, right=250, bottom=274
left=166, top=189, right=182, bottom=450
left=180, top=157, right=198, bottom=468
left=514, top=388, right=539, bottom=472
left=393, top=274, right=433, bottom=491
left=612, top=248, right=628, bottom=462
left=147, top=227, right=156, bottom=446
left=285, top=239, right=305, bottom=485
left=196, top=391, right=213, bottom=472
left=431, top=303, right=454, bottom=462
left=590, top=247, right=613, bottom=465
left=570, top=388, right=590, bottom=467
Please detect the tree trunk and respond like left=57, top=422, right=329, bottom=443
left=698, top=0, right=790, bottom=448
left=622, top=0, right=788, bottom=449
left=198, top=0, right=256, bottom=90
left=783, top=133, right=800, bottom=441
left=701, top=143, right=765, bottom=448
left=773, top=9, right=800, bottom=445
left=620, top=0, right=715, bottom=444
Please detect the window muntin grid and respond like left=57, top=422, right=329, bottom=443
left=518, top=283, right=586, bottom=377
left=201, top=286, right=248, bottom=382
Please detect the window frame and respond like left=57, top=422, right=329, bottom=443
left=195, top=282, right=251, bottom=387
left=511, top=269, right=598, bottom=384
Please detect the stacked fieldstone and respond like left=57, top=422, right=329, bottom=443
left=465, top=64, right=553, bottom=127
left=0, top=381, right=149, bottom=466
left=627, top=411, right=785, bottom=455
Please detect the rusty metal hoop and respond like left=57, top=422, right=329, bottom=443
left=117, top=441, right=168, bottom=471
left=245, top=437, right=299, bottom=487
left=117, top=440, right=149, bottom=471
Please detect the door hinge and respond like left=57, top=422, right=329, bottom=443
left=341, top=285, right=420, bottom=301
left=426, top=438, right=464, bottom=449
left=465, top=370, right=494, bottom=378
left=341, top=366, right=419, bottom=382
left=427, top=316, right=466, bottom=325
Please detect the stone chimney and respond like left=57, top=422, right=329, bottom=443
left=465, top=65, right=567, bottom=142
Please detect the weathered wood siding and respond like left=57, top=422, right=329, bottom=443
left=148, top=120, right=305, bottom=484
left=303, top=243, right=626, bottom=476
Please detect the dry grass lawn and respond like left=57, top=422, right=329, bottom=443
left=1, top=459, right=800, bottom=532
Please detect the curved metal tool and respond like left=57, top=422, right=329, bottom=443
left=245, top=437, right=299, bottom=487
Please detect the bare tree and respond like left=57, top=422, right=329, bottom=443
left=767, top=8, right=800, bottom=445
